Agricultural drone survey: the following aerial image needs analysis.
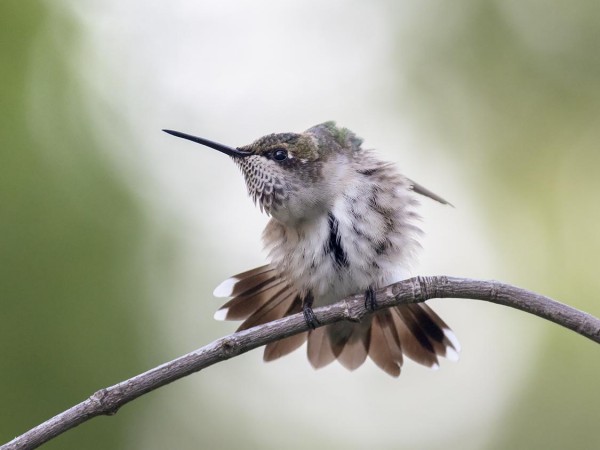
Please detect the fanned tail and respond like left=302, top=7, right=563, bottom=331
left=214, top=266, right=460, bottom=376
left=214, top=265, right=308, bottom=360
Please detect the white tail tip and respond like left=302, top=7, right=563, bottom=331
left=213, top=308, right=229, bottom=321
left=444, top=346, right=460, bottom=362
left=213, top=277, right=238, bottom=297
left=444, top=328, right=461, bottom=353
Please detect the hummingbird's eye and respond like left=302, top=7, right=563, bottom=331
left=272, top=148, right=288, bottom=161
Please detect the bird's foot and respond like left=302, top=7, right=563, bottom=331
left=302, top=292, right=320, bottom=329
left=364, top=286, right=378, bottom=311
left=302, top=305, right=320, bottom=330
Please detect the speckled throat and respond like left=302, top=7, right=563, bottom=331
left=232, top=155, right=294, bottom=215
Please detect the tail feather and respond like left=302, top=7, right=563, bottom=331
left=213, top=264, right=275, bottom=297
left=421, top=303, right=461, bottom=359
left=264, top=332, right=308, bottom=362
left=263, top=297, right=307, bottom=361
left=307, top=326, right=337, bottom=368
left=215, top=278, right=287, bottom=321
left=407, top=304, right=458, bottom=360
left=392, top=307, right=440, bottom=368
left=214, top=266, right=460, bottom=375
left=328, top=322, right=353, bottom=357
left=337, top=327, right=370, bottom=371
left=238, top=286, right=295, bottom=331
left=368, top=310, right=403, bottom=377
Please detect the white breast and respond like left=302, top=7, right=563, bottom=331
left=263, top=170, right=422, bottom=307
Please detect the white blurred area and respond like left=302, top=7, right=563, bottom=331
left=53, top=1, right=537, bottom=448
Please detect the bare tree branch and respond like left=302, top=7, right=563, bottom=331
left=2, top=276, right=600, bottom=450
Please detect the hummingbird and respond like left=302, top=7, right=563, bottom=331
left=164, top=122, right=460, bottom=377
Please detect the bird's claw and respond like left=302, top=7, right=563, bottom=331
left=302, top=305, right=320, bottom=330
left=364, top=286, right=378, bottom=311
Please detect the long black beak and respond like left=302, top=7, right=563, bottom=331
left=163, top=129, right=252, bottom=158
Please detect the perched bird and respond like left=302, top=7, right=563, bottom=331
left=164, top=122, right=459, bottom=377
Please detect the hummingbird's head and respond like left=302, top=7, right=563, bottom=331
left=164, top=122, right=363, bottom=224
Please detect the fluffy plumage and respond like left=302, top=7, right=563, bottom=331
left=211, top=122, right=460, bottom=376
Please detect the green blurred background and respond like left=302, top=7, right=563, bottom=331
left=1, top=1, right=599, bottom=449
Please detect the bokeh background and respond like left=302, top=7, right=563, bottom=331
left=2, top=1, right=600, bottom=449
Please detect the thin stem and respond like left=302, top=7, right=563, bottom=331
left=2, top=276, right=599, bottom=450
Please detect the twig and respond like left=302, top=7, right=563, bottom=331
left=2, top=276, right=599, bottom=450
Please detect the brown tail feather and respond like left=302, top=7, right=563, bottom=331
left=238, top=286, right=296, bottom=331
left=420, top=303, right=460, bottom=358
left=392, top=307, right=440, bottom=368
left=264, top=331, right=308, bottom=362
left=406, top=304, right=455, bottom=358
left=306, top=326, right=337, bottom=368
left=336, top=321, right=371, bottom=371
left=218, top=266, right=279, bottom=298
left=214, top=266, right=459, bottom=374
left=263, top=297, right=307, bottom=361
left=230, top=264, right=274, bottom=281
left=327, top=322, right=353, bottom=357
left=217, top=279, right=288, bottom=321
left=229, top=273, right=280, bottom=298
left=368, top=311, right=403, bottom=377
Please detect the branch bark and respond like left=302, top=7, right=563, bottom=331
left=2, top=276, right=600, bottom=450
